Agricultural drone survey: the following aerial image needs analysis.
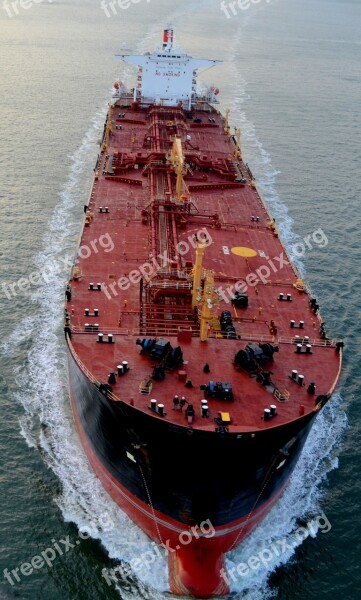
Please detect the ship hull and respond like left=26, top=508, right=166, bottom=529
left=63, top=29, right=342, bottom=597
left=67, top=341, right=320, bottom=596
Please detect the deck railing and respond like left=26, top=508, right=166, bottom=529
left=67, top=326, right=338, bottom=348
left=66, top=332, right=121, bottom=403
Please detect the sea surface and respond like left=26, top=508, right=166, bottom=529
left=0, top=0, right=360, bottom=598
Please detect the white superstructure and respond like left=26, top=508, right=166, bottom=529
left=116, top=29, right=221, bottom=109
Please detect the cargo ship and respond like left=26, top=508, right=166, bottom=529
left=64, top=30, right=343, bottom=598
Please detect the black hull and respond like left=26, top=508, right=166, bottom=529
left=67, top=345, right=320, bottom=527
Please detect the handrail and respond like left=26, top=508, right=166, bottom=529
left=66, top=332, right=100, bottom=385
left=277, top=336, right=337, bottom=347
left=326, top=347, right=343, bottom=396
left=68, top=326, right=339, bottom=347
left=148, top=280, right=192, bottom=289
left=66, top=332, right=121, bottom=403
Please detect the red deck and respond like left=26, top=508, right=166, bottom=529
left=66, top=99, right=341, bottom=432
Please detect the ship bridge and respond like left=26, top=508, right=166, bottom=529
left=116, top=28, right=221, bottom=108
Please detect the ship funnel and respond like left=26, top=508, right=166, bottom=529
left=163, top=28, right=174, bottom=50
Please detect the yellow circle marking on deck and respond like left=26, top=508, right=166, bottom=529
left=231, top=246, right=258, bottom=258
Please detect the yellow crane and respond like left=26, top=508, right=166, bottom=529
left=169, top=135, right=190, bottom=200
left=191, top=240, right=219, bottom=341
left=102, top=104, right=113, bottom=152
left=234, top=127, right=242, bottom=159
left=199, top=270, right=219, bottom=342
left=224, top=109, right=230, bottom=134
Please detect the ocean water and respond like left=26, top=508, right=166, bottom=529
left=0, top=1, right=360, bottom=599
